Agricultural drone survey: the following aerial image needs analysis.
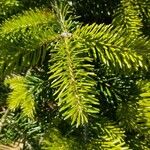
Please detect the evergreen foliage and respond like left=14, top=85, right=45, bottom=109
left=0, top=0, right=150, bottom=149
left=5, top=75, right=35, bottom=118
